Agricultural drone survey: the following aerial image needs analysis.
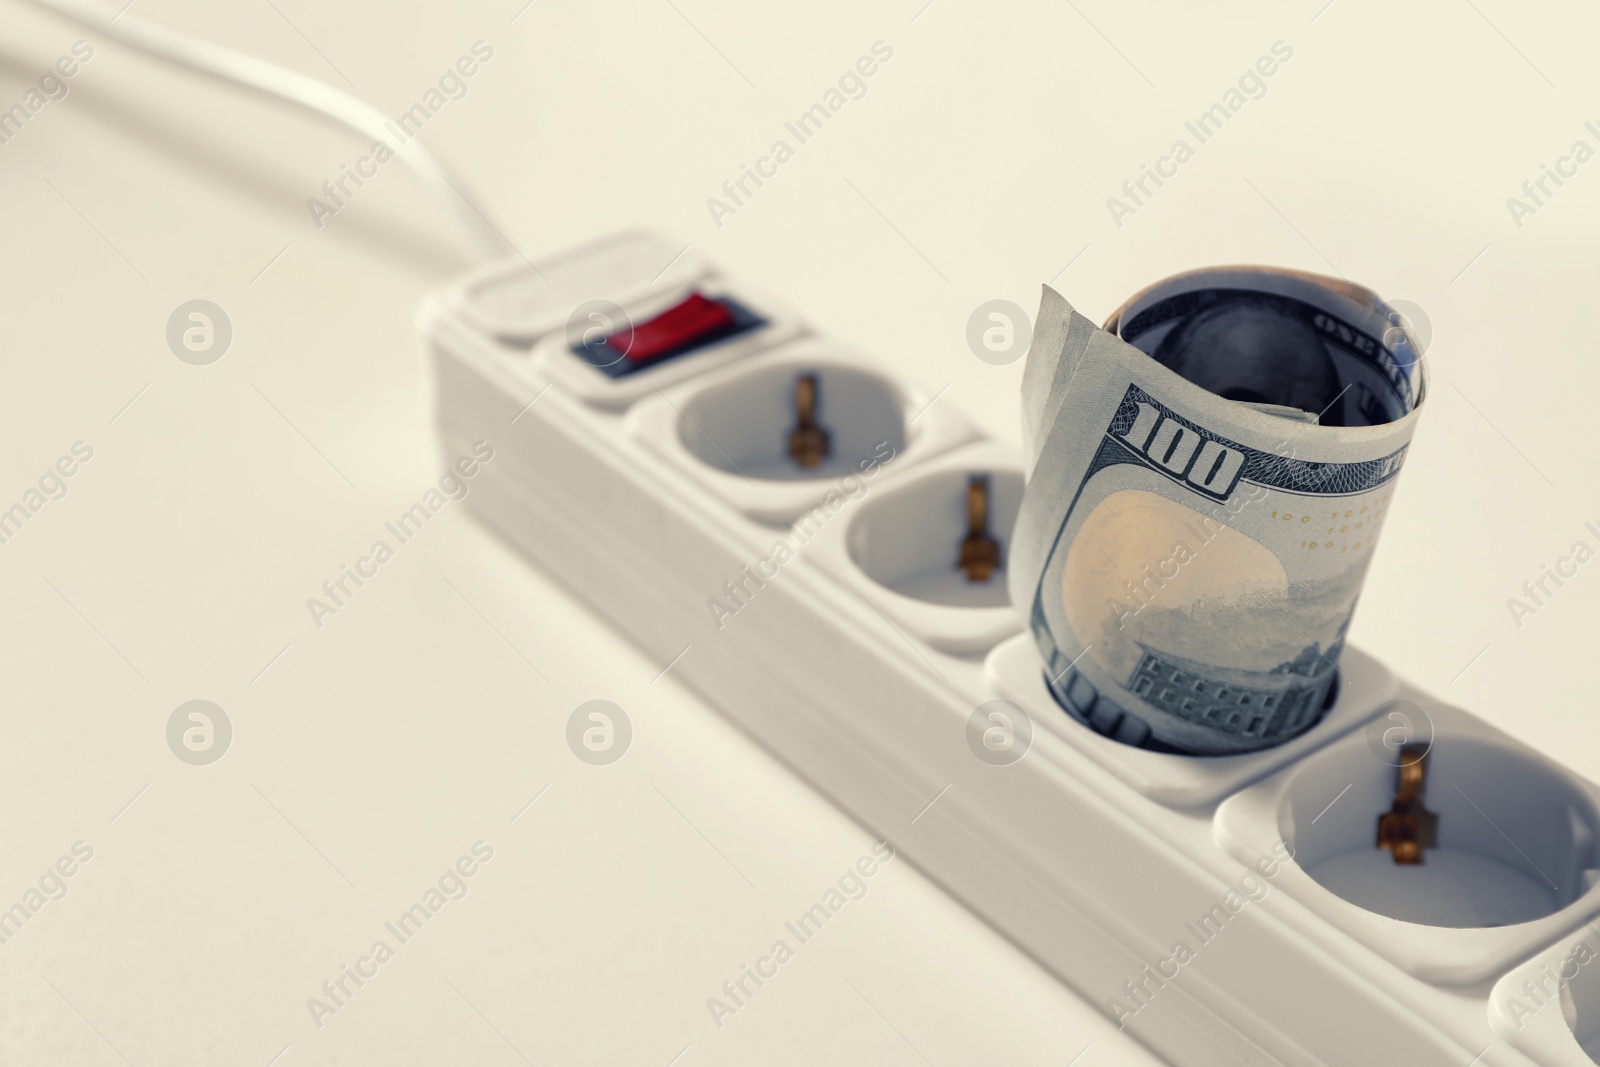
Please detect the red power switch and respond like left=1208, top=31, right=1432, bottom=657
left=606, top=293, right=738, bottom=363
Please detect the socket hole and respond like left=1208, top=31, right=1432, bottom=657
left=1284, top=737, right=1600, bottom=928
left=678, top=363, right=907, bottom=482
left=847, top=468, right=1023, bottom=609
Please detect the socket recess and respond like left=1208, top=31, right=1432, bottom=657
left=626, top=340, right=977, bottom=525
left=800, top=441, right=1024, bottom=655
left=1216, top=701, right=1600, bottom=984
left=984, top=632, right=1398, bottom=807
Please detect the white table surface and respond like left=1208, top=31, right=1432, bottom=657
left=0, top=0, right=1595, bottom=1063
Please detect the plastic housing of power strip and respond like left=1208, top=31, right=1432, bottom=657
left=420, top=231, right=1600, bottom=1067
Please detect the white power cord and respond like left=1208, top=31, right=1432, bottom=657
left=15, top=0, right=512, bottom=257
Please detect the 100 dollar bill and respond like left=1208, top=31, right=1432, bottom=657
left=1009, top=268, right=1425, bottom=755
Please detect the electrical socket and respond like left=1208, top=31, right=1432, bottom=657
left=801, top=441, right=1023, bottom=654
left=626, top=339, right=976, bottom=525
left=1217, top=701, right=1600, bottom=984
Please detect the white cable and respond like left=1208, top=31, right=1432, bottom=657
left=15, top=0, right=512, bottom=257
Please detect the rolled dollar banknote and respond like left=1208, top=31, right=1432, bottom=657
left=1009, top=267, right=1425, bottom=755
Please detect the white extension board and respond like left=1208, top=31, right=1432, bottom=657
left=420, top=231, right=1600, bottom=1067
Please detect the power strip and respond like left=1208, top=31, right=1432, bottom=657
left=420, top=231, right=1600, bottom=1067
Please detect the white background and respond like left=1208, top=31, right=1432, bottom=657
left=0, top=0, right=1596, bottom=1063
